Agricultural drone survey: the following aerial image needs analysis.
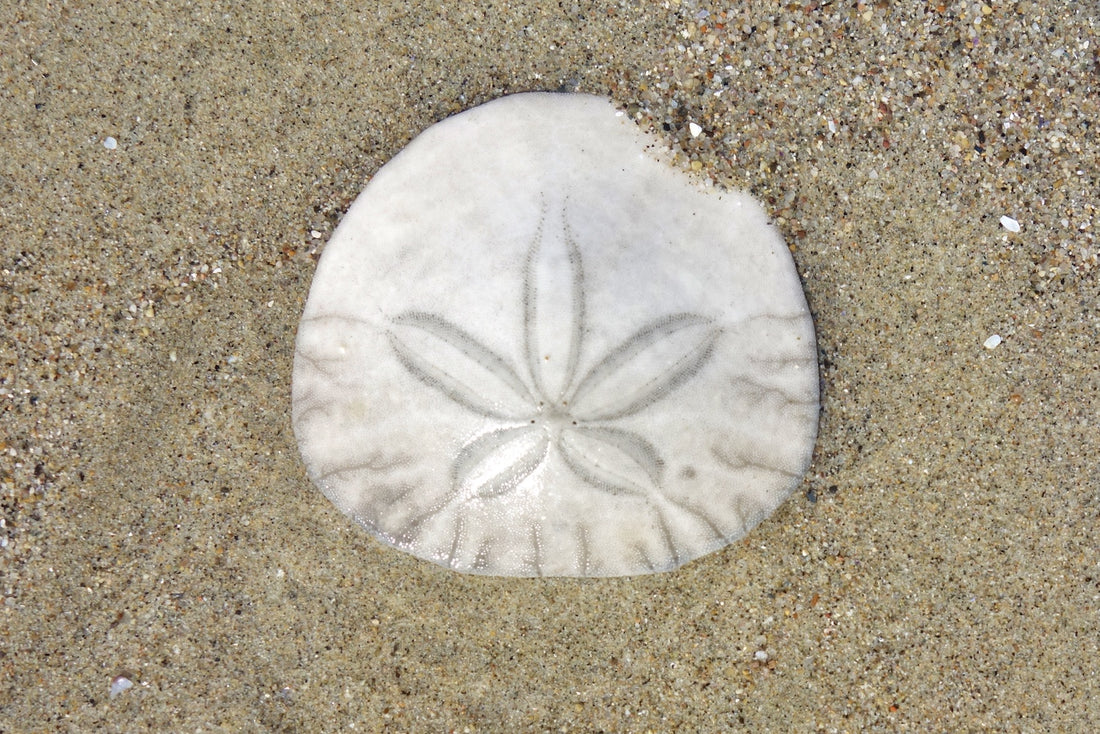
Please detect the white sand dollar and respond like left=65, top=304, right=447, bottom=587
left=292, top=93, right=818, bottom=577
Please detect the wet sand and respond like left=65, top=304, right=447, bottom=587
left=1, top=1, right=1097, bottom=730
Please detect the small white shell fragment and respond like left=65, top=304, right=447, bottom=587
left=103, top=136, right=118, bottom=150
left=109, top=675, right=133, bottom=699
left=999, top=215, right=1020, bottom=233
left=688, top=122, right=703, bottom=137
left=983, top=334, right=1003, bottom=349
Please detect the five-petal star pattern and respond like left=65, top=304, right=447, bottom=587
left=387, top=206, right=721, bottom=513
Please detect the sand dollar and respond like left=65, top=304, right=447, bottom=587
left=292, top=93, right=819, bottom=576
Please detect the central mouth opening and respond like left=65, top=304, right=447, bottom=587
left=534, top=401, right=578, bottom=437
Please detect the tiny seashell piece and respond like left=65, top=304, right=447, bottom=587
left=292, top=93, right=819, bottom=577
left=109, top=675, right=133, bottom=699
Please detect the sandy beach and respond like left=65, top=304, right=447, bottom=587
left=2, top=1, right=1097, bottom=730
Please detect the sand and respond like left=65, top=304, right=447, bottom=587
left=1, top=1, right=1096, bottom=731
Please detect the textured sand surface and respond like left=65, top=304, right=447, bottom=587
left=1, top=1, right=1097, bottom=730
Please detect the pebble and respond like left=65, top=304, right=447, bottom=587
left=109, top=675, right=133, bottom=699
left=103, top=136, right=118, bottom=150
left=999, top=215, right=1020, bottom=233
left=983, top=334, right=1003, bottom=350
left=688, top=122, right=702, bottom=138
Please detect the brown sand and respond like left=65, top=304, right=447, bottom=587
left=1, top=1, right=1097, bottom=730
